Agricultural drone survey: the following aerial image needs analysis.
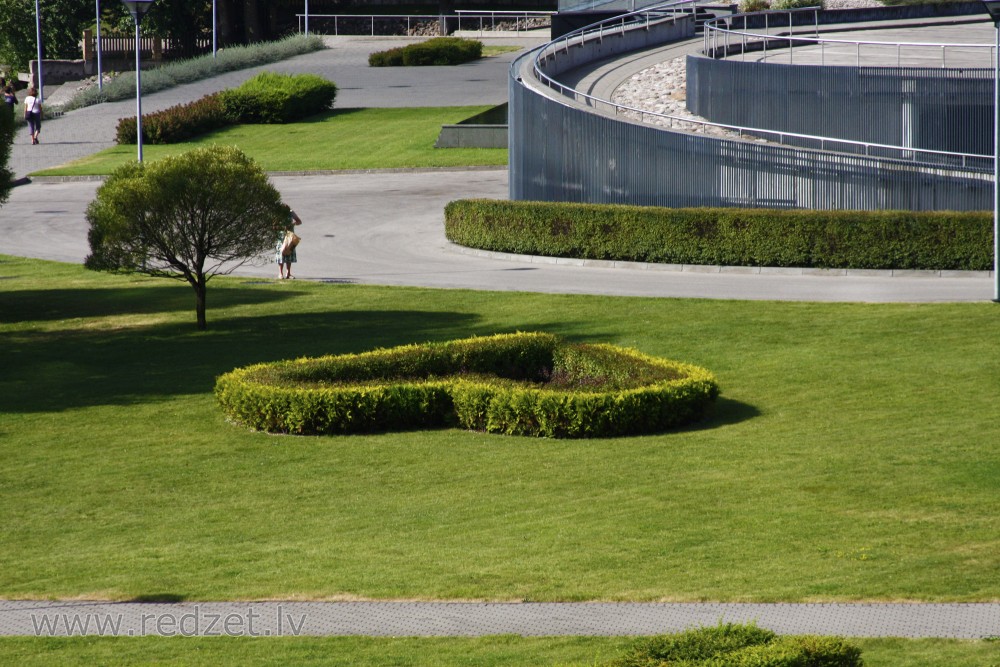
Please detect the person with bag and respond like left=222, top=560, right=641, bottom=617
left=275, top=208, right=303, bottom=279
left=23, top=86, right=41, bottom=144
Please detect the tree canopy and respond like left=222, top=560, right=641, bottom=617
left=85, top=146, right=288, bottom=330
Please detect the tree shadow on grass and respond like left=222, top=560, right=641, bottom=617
left=0, top=306, right=483, bottom=414
left=0, top=285, right=297, bottom=324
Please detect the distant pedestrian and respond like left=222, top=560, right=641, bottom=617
left=23, top=86, right=41, bottom=144
left=2, top=84, right=16, bottom=110
left=275, top=208, right=303, bottom=279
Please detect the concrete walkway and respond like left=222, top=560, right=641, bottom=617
left=2, top=600, right=998, bottom=638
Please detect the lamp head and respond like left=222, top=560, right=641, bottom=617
left=121, top=0, right=155, bottom=20
left=982, top=0, right=1000, bottom=25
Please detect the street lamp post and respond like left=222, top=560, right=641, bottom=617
left=34, top=0, right=43, bottom=102
left=304, top=0, right=310, bottom=35
left=982, top=0, right=1000, bottom=301
left=121, top=0, right=155, bottom=162
left=96, top=0, right=104, bottom=91
left=212, top=0, right=217, bottom=58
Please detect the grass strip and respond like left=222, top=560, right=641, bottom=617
left=33, top=107, right=508, bottom=176
left=0, top=636, right=995, bottom=666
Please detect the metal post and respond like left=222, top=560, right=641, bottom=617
left=34, top=0, right=43, bottom=102
left=994, top=25, right=1000, bottom=300
left=96, top=0, right=103, bottom=90
left=304, top=0, right=309, bottom=35
left=135, top=16, right=143, bottom=162
left=212, top=0, right=217, bottom=57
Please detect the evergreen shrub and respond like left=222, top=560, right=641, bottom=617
left=215, top=333, right=719, bottom=438
left=444, top=199, right=993, bottom=271
left=369, top=37, right=483, bottom=66
left=611, top=623, right=863, bottom=667
left=219, top=72, right=338, bottom=124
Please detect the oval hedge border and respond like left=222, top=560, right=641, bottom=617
left=215, top=333, right=720, bottom=438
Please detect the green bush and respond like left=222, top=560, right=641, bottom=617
left=116, top=93, right=229, bottom=145
left=739, top=0, right=772, bottom=11
left=369, top=37, right=483, bottom=67
left=215, top=333, right=719, bottom=438
left=444, top=199, right=993, bottom=271
left=610, top=623, right=863, bottom=667
left=218, top=71, right=338, bottom=124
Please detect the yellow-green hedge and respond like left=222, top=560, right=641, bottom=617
left=444, top=199, right=992, bottom=270
left=215, top=333, right=719, bottom=438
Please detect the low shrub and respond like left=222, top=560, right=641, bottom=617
left=770, top=0, right=821, bottom=9
left=444, top=199, right=993, bottom=271
left=739, top=0, right=771, bottom=11
left=116, top=93, right=229, bottom=145
left=369, top=37, right=483, bottom=67
left=215, top=333, right=719, bottom=438
left=610, top=623, right=863, bottom=667
left=218, top=71, right=337, bottom=124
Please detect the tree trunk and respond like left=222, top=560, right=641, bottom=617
left=194, top=274, right=208, bottom=331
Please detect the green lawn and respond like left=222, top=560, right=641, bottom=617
left=2, top=255, right=999, bottom=603
left=32, top=107, right=508, bottom=176
left=0, top=636, right=996, bottom=666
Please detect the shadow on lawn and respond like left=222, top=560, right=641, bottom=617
left=0, top=285, right=292, bottom=324
left=0, top=305, right=483, bottom=413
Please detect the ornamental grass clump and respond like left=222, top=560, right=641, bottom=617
left=215, top=332, right=719, bottom=438
left=65, top=35, right=325, bottom=111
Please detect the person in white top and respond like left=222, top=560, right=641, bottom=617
left=23, top=87, right=41, bottom=145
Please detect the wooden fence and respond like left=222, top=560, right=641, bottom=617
left=82, top=30, right=212, bottom=63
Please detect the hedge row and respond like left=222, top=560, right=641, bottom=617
left=444, top=199, right=993, bottom=271
left=215, top=333, right=719, bottom=438
left=368, top=37, right=483, bottom=66
left=116, top=72, right=337, bottom=144
left=611, top=623, right=863, bottom=667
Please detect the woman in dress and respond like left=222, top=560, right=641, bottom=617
left=275, top=208, right=303, bottom=279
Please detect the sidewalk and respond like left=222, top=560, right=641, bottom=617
left=2, top=600, right=998, bottom=638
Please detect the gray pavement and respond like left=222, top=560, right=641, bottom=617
left=2, top=600, right=998, bottom=638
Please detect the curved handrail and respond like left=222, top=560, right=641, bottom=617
left=702, top=6, right=995, bottom=68
left=520, top=2, right=992, bottom=167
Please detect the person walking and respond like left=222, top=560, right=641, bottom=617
left=3, top=84, right=17, bottom=110
left=23, top=86, right=42, bottom=144
left=275, top=208, right=303, bottom=279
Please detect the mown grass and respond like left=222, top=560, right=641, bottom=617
left=2, top=255, right=999, bottom=604
left=32, top=107, right=507, bottom=176
left=0, top=636, right=995, bottom=666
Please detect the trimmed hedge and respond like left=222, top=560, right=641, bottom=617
left=610, top=623, right=863, bottom=667
left=116, top=93, right=229, bottom=145
left=444, top=199, right=993, bottom=271
left=116, top=72, right=338, bottom=145
left=369, top=37, right=484, bottom=67
left=218, top=71, right=338, bottom=124
left=215, top=333, right=719, bottom=438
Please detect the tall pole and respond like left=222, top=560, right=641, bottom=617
left=212, top=0, right=217, bottom=58
left=994, top=24, right=999, bottom=301
left=304, top=0, right=309, bottom=35
left=96, top=0, right=104, bottom=91
left=134, top=13, right=143, bottom=162
left=34, top=0, right=43, bottom=103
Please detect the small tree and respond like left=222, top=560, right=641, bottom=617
left=85, top=146, right=288, bottom=330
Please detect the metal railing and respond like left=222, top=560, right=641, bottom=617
left=528, top=2, right=993, bottom=168
left=702, top=7, right=996, bottom=68
left=295, top=11, right=553, bottom=37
